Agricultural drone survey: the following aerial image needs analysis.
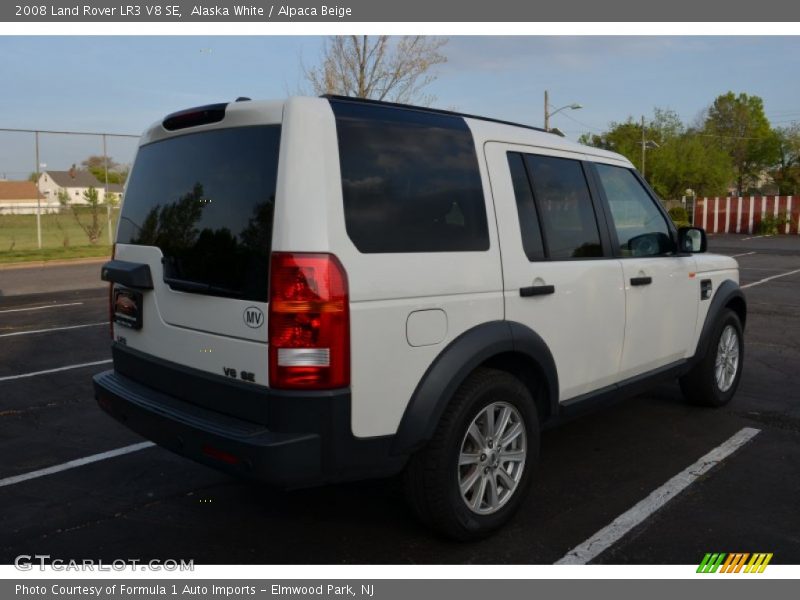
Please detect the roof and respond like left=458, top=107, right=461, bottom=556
left=0, top=181, right=44, bottom=201
left=44, top=170, right=104, bottom=188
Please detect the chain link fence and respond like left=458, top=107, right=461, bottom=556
left=0, top=128, right=138, bottom=260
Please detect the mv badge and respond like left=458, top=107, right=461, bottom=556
left=243, top=306, right=264, bottom=329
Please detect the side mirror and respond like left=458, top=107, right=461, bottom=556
left=627, top=232, right=674, bottom=257
left=678, top=227, right=707, bottom=253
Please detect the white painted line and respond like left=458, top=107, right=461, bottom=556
left=0, top=302, right=83, bottom=315
left=713, top=196, right=719, bottom=233
left=736, top=196, right=742, bottom=233
left=741, top=235, right=764, bottom=241
left=0, top=442, right=155, bottom=489
left=0, top=359, right=112, bottom=382
left=0, top=322, right=105, bottom=338
left=725, top=196, right=730, bottom=233
left=749, top=196, right=755, bottom=234
left=731, top=251, right=757, bottom=258
left=787, top=196, right=793, bottom=235
left=555, top=427, right=760, bottom=565
left=742, top=268, right=800, bottom=289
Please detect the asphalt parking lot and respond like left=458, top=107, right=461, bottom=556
left=1, top=235, right=798, bottom=565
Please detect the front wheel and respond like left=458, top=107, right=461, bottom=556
left=680, top=309, right=744, bottom=407
left=403, top=368, right=540, bottom=541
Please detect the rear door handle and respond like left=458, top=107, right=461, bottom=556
left=630, top=276, right=652, bottom=286
left=520, top=285, right=555, bottom=297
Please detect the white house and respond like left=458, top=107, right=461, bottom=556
left=38, top=167, right=123, bottom=205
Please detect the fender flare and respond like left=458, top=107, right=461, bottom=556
left=391, top=320, right=559, bottom=456
left=691, top=279, right=747, bottom=366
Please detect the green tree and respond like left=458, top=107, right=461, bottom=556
left=81, top=155, right=129, bottom=185
left=771, top=124, right=800, bottom=195
left=579, top=108, right=733, bottom=199
left=71, top=186, right=104, bottom=245
left=703, top=92, right=780, bottom=194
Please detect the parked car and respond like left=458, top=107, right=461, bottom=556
left=95, top=96, right=746, bottom=540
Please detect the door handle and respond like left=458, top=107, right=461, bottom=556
left=630, top=276, right=652, bottom=286
left=520, top=284, right=555, bottom=297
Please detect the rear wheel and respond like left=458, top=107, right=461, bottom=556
left=680, top=309, right=744, bottom=407
left=403, top=368, right=539, bottom=540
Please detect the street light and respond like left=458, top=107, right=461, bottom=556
left=639, top=115, right=660, bottom=178
left=544, top=90, right=582, bottom=131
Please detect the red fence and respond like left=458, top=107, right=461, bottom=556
left=692, top=196, right=800, bottom=234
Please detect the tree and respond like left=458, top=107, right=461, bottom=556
left=580, top=108, right=734, bottom=199
left=81, top=155, right=129, bottom=185
left=703, top=92, right=780, bottom=194
left=303, top=36, right=448, bottom=105
left=771, top=124, right=800, bottom=195
left=71, top=187, right=104, bottom=245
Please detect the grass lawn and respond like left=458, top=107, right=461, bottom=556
left=0, top=209, right=119, bottom=263
left=0, top=245, right=112, bottom=264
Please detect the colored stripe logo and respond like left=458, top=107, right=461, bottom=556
left=697, top=553, right=773, bottom=573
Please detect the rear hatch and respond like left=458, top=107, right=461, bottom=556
left=112, top=102, right=282, bottom=385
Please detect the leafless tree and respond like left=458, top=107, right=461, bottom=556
left=303, top=36, right=448, bottom=106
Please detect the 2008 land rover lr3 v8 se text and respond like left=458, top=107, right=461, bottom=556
left=95, top=95, right=746, bottom=540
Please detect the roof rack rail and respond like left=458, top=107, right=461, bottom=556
left=322, top=94, right=552, bottom=135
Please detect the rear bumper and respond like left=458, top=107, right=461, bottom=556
left=93, top=345, right=404, bottom=488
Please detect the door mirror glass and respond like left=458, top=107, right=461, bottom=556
left=678, top=227, right=707, bottom=253
left=627, top=232, right=674, bottom=257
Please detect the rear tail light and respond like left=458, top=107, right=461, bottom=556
left=268, top=252, right=350, bottom=390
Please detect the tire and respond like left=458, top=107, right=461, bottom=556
left=403, top=368, right=540, bottom=541
left=680, top=309, right=744, bottom=407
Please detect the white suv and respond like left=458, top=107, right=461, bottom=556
left=95, top=96, right=746, bottom=540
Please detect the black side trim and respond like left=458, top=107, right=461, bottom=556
left=391, top=321, right=559, bottom=455
left=551, top=360, right=689, bottom=427
left=690, top=279, right=746, bottom=366
left=100, top=260, right=153, bottom=290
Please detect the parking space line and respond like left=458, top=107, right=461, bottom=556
left=0, top=442, right=155, bottom=489
left=0, top=359, right=112, bottom=382
left=0, top=302, right=84, bottom=314
left=555, top=427, right=760, bottom=565
left=730, top=251, right=757, bottom=258
left=0, top=322, right=105, bottom=338
left=741, top=268, right=800, bottom=289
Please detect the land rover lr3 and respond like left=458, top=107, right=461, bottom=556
left=95, top=96, right=746, bottom=540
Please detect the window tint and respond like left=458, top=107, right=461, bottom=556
left=524, top=155, right=603, bottom=259
left=595, top=164, right=672, bottom=257
left=332, top=101, right=489, bottom=253
left=507, top=152, right=544, bottom=260
left=118, top=125, right=281, bottom=302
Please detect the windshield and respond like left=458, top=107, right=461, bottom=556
left=117, top=125, right=281, bottom=302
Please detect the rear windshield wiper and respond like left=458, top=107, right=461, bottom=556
left=163, top=276, right=243, bottom=298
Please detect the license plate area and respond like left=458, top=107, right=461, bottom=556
left=113, top=287, right=143, bottom=330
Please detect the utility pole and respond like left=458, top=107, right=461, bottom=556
left=544, top=90, right=549, bottom=131
left=34, top=131, right=42, bottom=250
left=103, top=134, right=112, bottom=245
left=641, top=115, right=646, bottom=178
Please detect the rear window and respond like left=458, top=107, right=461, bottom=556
left=331, top=101, right=489, bottom=253
left=117, top=125, right=281, bottom=302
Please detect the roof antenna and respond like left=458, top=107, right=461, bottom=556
left=235, top=97, right=251, bottom=102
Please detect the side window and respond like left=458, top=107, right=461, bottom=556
left=524, top=154, right=603, bottom=259
left=507, top=152, right=545, bottom=261
left=595, top=164, right=672, bottom=258
left=332, top=101, right=490, bottom=253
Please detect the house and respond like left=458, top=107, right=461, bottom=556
left=0, top=180, right=56, bottom=215
left=38, top=166, right=123, bottom=205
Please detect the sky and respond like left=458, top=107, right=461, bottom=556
left=1, top=35, right=799, bottom=180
